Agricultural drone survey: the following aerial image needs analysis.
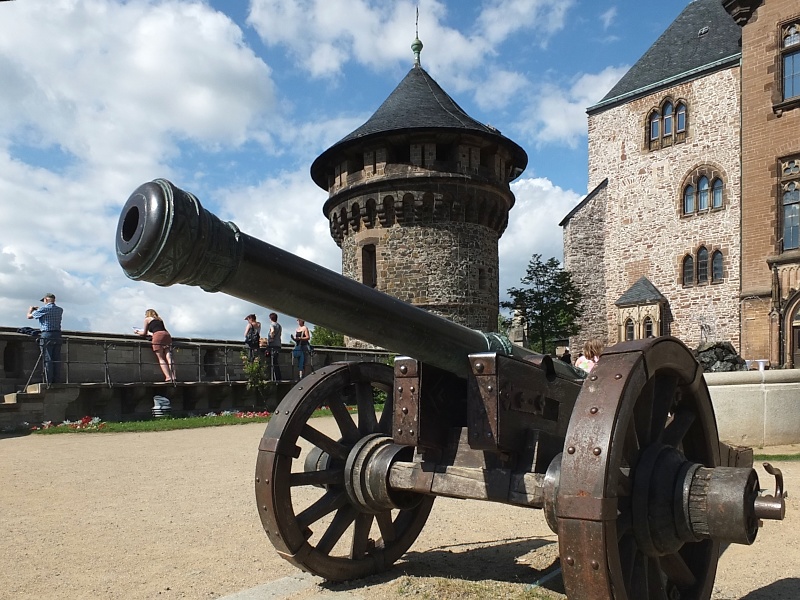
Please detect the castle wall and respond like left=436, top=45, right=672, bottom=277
left=575, top=66, right=742, bottom=350
left=738, top=0, right=800, bottom=365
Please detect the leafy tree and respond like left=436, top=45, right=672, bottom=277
left=310, top=324, right=345, bottom=347
left=501, top=254, right=582, bottom=354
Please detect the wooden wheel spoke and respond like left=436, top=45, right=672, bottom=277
left=662, top=406, right=696, bottom=448
left=301, top=424, right=350, bottom=461
left=375, top=511, right=396, bottom=543
left=661, top=550, right=698, bottom=589
left=647, top=557, right=668, bottom=599
left=633, top=378, right=656, bottom=446
left=316, top=505, right=358, bottom=555
left=651, top=374, right=677, bottom=443
left=630, top=550, right=649, bottom=598
left=290, top=467, right=344, bottom=487
left=377, top=394, right=392, bottom=433
left=296, top=489, right=349, bottom=530
left=617, top=466, right=632, bottom=497
left=355, top=382, right=379, bottom=435
left=350, top=513, right=375, bottom=559
left=623, top=418, right=640, bottom=468
left=329, top=398, right=360, bottom=443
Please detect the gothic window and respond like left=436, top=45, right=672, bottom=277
left=782, top=22, right=800, bottom=102
left=712, top=178, right=723, bottom=208
left=683, top=185, right=692, bottom=215
left=663, top=102, right=673, bottom=136
left=649, top=110, right=660, bottom=148
left=698, top=177, right=709, bottom=210
left=781, top=157, right=800, bottom=251
left=697, top=247, right=709, bottom=283
left=682, top=169, right=725, bottom=215
left=625, top=319, right=635, bottom=341
left=648, top=98, right=688, bottom=150
left=644, top=317, right=654, bottom=338
left=682, top=255, right=694, bottom=287
left=712, top=250, right=724, bottom=282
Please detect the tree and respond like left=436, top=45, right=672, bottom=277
left=501, top=254, right=582, bottom=355
left=310, top=324, right=345, bottom=347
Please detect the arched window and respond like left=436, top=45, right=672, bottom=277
left=782, top=158, right=800, bottom=252
left=625, top=319, right=635, bottom=341
left=663, top=102, right=673, bottom=137
left=697, top=247, right=709, bottom=283
left=712, top=178, right=723, bottom=208
left=712, top=250, right=724, bottom=282
left=644, top=317, right=654, bottom=338
left=683, top=255, right=694, bottom=286
left=649, top=111, right=660, bottom=141
left=683, top=185, right=695, bottom=214
left=676, top=102, right=687, bottom=133
left=698, top=176, right=709, bottom=210
left=782, top=23, right=800, bottom=101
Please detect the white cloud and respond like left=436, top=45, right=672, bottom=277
left=474, top=69, right=529, bottom=111
left=600, top=7, right=618, bottom=30
left=516, top=65, right=629, bottom=147
left=499, top=176, right=581, bottom=299
left=477, top=0, right=576, bottom=46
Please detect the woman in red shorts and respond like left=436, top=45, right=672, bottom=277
left=135, top=309, right=175, bottom=381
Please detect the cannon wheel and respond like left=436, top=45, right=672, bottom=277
left=255, top=361, right=434, bottom=581
left=557, top=337, right=721, bottom=600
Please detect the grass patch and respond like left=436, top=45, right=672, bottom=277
left=754, top=453, right=800, bottom=462
left=391, top=575, right=564, bottom=599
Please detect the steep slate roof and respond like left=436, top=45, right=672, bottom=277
left=589, top=0, right=741, bottom=113
left=615, top=277, right=667, bottom=307
left=310, top=65, right=528, bottom=188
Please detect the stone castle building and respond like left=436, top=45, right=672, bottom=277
left=310, top=39, right=527, bottom=335
left=563, top=0, right=800, bottom=368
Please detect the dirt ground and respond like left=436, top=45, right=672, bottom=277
left=1, top=419, right=798, bottom=600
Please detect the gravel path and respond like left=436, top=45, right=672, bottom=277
left=1, top=419, right=798, bottom=600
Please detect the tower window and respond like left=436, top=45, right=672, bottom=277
left=362, top=244, right=377, bottom=288
left=712, top=250, right=724, bottom=282
left=682, top=255, right=694, bottom=287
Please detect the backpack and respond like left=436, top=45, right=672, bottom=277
left=245, top=325, right=260, bottom=348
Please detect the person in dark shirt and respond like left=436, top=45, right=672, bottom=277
left=135, top=309, right=175, bottom=381
left=27, top=293, right=64, bottom=384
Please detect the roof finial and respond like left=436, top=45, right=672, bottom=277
left=412, top=5, right=423, bottom=67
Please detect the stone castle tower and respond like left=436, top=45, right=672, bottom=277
left=310, top=38, right=528, bottom=333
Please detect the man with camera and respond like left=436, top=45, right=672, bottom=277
left=27, top=293, right=64, bottom=384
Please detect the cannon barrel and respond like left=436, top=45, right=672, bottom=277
left=116, top=179, right=579, bottom=380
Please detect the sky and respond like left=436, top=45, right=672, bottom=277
left=0, top=0, right=694, bottom=343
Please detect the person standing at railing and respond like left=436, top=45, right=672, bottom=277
left=291, top=318, right=311, bottom=380
left=134, top=309, right=175, bottom=382
left=27, top=292, right=64, bottom=384
left=267, top=312, right=283, bottom=381
left=243, top=314, right=262, bottom=361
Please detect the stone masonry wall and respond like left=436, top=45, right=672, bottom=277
left=563, top=185, right=608, bottom=354
left=342, top=223, right=499, bottom=332
left=582, top=67, right=742, bottom=350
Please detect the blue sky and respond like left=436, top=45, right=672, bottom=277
left=0, top=0, right=692, bottom=341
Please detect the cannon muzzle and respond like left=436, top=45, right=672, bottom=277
left=116, top=179, right=578, bottom=379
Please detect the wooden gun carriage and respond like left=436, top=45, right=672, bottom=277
left=116, top=179, right=786, bottom=599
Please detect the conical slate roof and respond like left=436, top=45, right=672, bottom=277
left=310, top=65, right=528, bottom=188
left=589, top=0, right=741, bottom=113
left=615, top=277, right=667, bottom=307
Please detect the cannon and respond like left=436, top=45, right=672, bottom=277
left=117, top=179, right=786, bottom=599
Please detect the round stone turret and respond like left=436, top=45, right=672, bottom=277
left=310, top=45, right=527, bottom=333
